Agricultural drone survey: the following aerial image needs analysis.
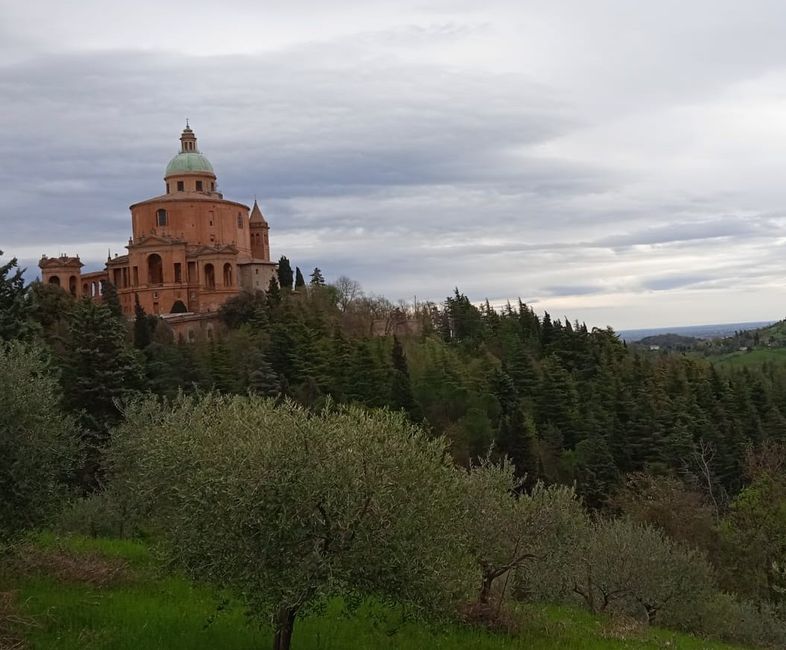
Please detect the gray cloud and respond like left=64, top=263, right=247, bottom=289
left=5, top=2, right=786, bottom=328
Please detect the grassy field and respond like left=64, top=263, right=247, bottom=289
left=1, top=533, right=750, bottom=650
left=707, top=347, right=786, bottom=367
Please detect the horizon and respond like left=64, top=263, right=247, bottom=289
left=6, top=1, right=786, bottom=329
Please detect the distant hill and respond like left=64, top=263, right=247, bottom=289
left=636, top=333, right=699, bottom=349
left=618, top=321, right=777, bottom=342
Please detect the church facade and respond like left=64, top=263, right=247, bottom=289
left=39, top=124, right=277, bottom=334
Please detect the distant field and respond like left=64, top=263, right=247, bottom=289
left=618, top=321, right=776, bottom=342
left=708, top=348, right=786, bottom=367
left=1, top=533, right=750, bottom=650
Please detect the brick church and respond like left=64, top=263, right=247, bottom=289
left=39, top=124, right=277, bottom=338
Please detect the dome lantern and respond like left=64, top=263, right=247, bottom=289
left=165, top=123, right=216, bottom=180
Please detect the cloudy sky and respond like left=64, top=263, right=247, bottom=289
left=4, top=1, right=786, bottom=329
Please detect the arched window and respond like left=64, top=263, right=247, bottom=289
left=223, top=263, right=233, bottom=287
left=204, top=263, right=215, bottom=289
left=156, top=209, right=168, bottom=226
left=69, top=275, right=77, bottom=296
left=148, top=254, right=163, bottom=285
left=83, top=282, right=89, bottom=295
left=48, top=276, right=60, bottom=287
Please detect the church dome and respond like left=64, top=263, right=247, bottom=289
left=165, top=151, right=214, bottom=177
left=164, top=123, right=216, bottom=178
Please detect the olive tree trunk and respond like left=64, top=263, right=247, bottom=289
left=272, top=606, right=297, bottom=650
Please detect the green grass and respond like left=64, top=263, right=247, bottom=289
left=3, top=534, right=750, bottom=650
left=708, top=347, right=786, bottom=367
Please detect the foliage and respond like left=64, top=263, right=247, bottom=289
left=461, top=459, right=586, bottom=606
left=0, top=251, right=32, bottom=341
left=610, top=472, right=718, bottom=554
left=0, top=342, right=80, bottom=539
left=218, top=290, right=268, bottom=329
left=309, top=267, right=325, bottom=286
left=566, top=518, right=716, bottom=625
left=295, top=266, right=305, bottom=289
left=61, top=299, right=143, bottom=437
left=101, top=280, right=123, bottom=319
left=133, top=294, right=151, bottom=349
left=719, top=453, right=786, bottom=604
left=277, top=256, right=294, bottom=291
left=108, top=395, right=473, bottom=650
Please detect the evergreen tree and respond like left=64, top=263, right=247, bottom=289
left=101, top=280, right=123, bottom=320
left=248, top=355, right=280, bottom=397
left=294, top=266, right=306, bottom=289
left=490, top=366, right=538, bottom=481
left=61, top=298, right=144, bottom=479
left=267, top=276, right=282, bottom=307
left=390, top=335, right=419, bottom=419
left=0, top=251, right=30, bottom=341
left=574, top=433, right=619, bottom=509
left=133, top=294, right=152, bottom=349
left=28, top=280, right=75, bottom=339
left=310, top=267, right=325, bottom=286
left=277, top=256, right=294, bottom=291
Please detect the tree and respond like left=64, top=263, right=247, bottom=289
left=0, top=251, right=31, bottom=341
left=567, top=518, right=715, bottom=624
left=248, top=357, right=281, bottom=397
left=309, top=267, right=325, bottom=286
left=277, top=256, right=294, bottom=291
left=61, top=299, right=143, bottom=449
left=294, top=267, right=305, bottom=289
left=390, top=335, right=419, bottom=419
left=333, top=275, right=362, bottom=312
left=266, top=276, right=282, bottom=306
left=133, top=294, right=152, bottom=349
left=461, top=459, right=585, bottom=611
left=720, top=448, right=786, bottom=604
left=574, top=434, right=619, bottom=509
left=27, top=280, right=75, bottom=340
left=218, top=290, right=268, bottom=329
left=0, top=342, right=80, bottom=539
left=101, top=280, right=123, bottom=319
left=610, top=473, right=718, bottom=554
left=109, top=396, right=470, bottom=650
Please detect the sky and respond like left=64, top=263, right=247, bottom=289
left=4, top=1, right=786, bottom=329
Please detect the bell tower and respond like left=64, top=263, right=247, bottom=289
left=249, top=199, right=270, bottom=261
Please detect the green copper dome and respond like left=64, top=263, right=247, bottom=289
left=165, top=151, right=215, bottom=177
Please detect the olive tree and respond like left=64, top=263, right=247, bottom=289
left=0, top=342, right=80, bottom=539
left=461, top=458, right=586, bottom=607
left=569, top=518, right=715, bottom=624
left=108, top=395, right=472, bottom=650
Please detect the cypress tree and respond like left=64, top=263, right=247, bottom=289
left=294, top=266, right=306, bottom=289
left=133, top=294, right=152, bottom=349
left=277, top=256, right=294, bottom=291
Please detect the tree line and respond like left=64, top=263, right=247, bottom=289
left=3, top=249, right=786, bottom=648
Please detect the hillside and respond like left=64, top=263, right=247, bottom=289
left=1, top=533, right=750, bottom=650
